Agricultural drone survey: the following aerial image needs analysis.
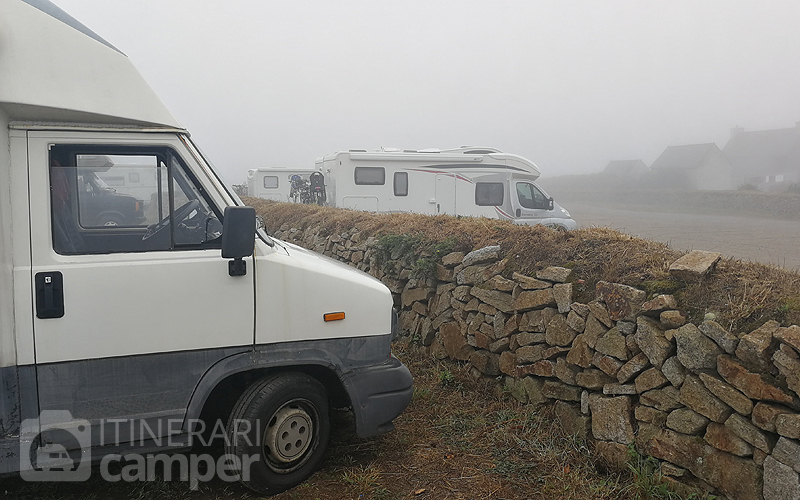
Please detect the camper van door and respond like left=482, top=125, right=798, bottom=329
left=27, top=131, right=254, bottom=442
left=513, top=180, right=551, bottom=222
left=434, top=174, right=456, bottom=215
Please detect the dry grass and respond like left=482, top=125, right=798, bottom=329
left=250, top=199, right=800, bottom=332
left=4, top=344, right=701, bottom=500
left=270, top=343, right=644, bottom=500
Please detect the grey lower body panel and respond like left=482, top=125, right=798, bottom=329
left=36, top=347, right=250, bottom=445
left=0, top=365, right=40, bottom=475
left=0, top=336, right=411, bottom=475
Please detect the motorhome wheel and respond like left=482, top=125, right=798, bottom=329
left=226, top=373, right=330, bottom=494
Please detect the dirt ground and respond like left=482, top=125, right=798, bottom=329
left=2, top=344, right=668, bottom=500
left=566, top=200, right=800, bottom=271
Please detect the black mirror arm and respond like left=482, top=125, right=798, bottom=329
left=229, top=258, right=246, bottom=277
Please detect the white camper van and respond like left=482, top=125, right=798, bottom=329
left=316, top=147, right=577, bottom=230
left=0, top=0, right=411, bottom=494
left=246, top=167, right=317, bottom=202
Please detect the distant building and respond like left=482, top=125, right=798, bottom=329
left=723, top=123, right=800, bottom=191
left=602, top=159, right=649, bottom=178
left=649, top=143, right=733, bottom=191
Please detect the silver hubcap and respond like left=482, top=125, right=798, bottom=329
left=264, top=404, right=313, bottom=463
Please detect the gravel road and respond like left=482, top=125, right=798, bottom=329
left=566, top=201, right=800, bottom=271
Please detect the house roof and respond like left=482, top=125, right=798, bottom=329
left=603, top=160, right=648, bottom=176
left=723, top=125, right=800, bottom=176
left=650, top=143, right=722, bottom=171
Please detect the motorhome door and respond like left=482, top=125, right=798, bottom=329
left=434, top=174, right=456, bottom=215
left=513, top=181, right=550, bottom=221
left=27, top=131, right=254, bottom=444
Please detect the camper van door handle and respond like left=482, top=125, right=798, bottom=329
left=35, top=272, right=65, bottom=319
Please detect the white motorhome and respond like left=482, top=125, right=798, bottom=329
left=316, top=147, right=577, bottom=230
left=0, top=0, right=411, bottom=494
left=246, top=167, right=316, bottom=202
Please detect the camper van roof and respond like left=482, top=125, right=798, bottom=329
left=441, top=146, right=504, bottom=154
left=252, top=167, right=315, bottom=172
left=322, top=148, right=541, bottom=178
left=0, top=0, right=183, bottom=129
left=349, top=146, right=504, bottom=155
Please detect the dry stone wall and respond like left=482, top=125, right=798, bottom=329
left=270, top=223, right=800, bottom=500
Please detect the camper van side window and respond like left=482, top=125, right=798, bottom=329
left=354, top=167, right=385, bottom=185
left=49, top=146, right=223, bottom=255
left=516, top=182, right=549, bottom=209
left=263, top=176, right=279, bottom=189
left=393, top=172, right=408, bottom=196
left=475, top=182, right=504, bottom=206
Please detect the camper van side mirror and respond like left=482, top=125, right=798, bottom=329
left=222, top=206, right=256, bottom=276
left=548, top=197, right=554, bottom=211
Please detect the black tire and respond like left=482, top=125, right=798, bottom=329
left=96, top=212, right=125, bottom=226
left=225, top=373, right=330, bottom=495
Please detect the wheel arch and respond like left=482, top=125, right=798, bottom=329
left=184, top=351, right=351, bottom=437
left=94, top=210, right=126, bottom=224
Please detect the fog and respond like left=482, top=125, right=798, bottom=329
left=53, top=0, right=800, bottom=185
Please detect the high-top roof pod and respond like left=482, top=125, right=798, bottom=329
left=0, top=1, right=411, bottom=493
left=1, top=0, right=181, bottom=128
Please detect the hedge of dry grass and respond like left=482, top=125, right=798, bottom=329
left=248, top=198, right=800, bottom=333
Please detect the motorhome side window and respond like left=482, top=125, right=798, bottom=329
left=393, top=172, right=408, bottom=196
left=263, top=176, right=279, bottom=189
left=49, top=145, right=223, bottom=255
left=354, top=167, right=385, bottom=185
left=516, top=182, right=548, bottom=209
left=475, top=182, right=504, bottom=206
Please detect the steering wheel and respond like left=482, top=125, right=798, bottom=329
left=142, top=199, right=201, bottom=241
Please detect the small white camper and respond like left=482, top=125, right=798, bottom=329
left=246, top=167, right=317, bottom=202
left=316, top=147, right=577, bottom=230
left=0, top=0, right=411, bottom=494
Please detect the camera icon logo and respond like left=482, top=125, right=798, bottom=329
left=20, top=410, right=91, bottom=482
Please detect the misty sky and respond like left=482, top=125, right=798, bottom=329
left=53, top=0, right=800, bottom=184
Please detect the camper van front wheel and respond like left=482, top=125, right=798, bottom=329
left=226, top=372, right=331, bottom=495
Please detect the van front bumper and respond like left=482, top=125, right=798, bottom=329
left=342, top=355, right=413, bottom=438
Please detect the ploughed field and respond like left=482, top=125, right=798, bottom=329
left=566, top=200, right=800, bottom=271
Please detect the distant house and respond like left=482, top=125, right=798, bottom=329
left=723, top=123, right=800, bottom=191
left=649, top=143, right=733, bottom=191
left=603, top=160, right=649, bottom=179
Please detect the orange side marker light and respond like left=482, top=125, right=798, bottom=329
left=324, top=312, right=345, bottom=322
